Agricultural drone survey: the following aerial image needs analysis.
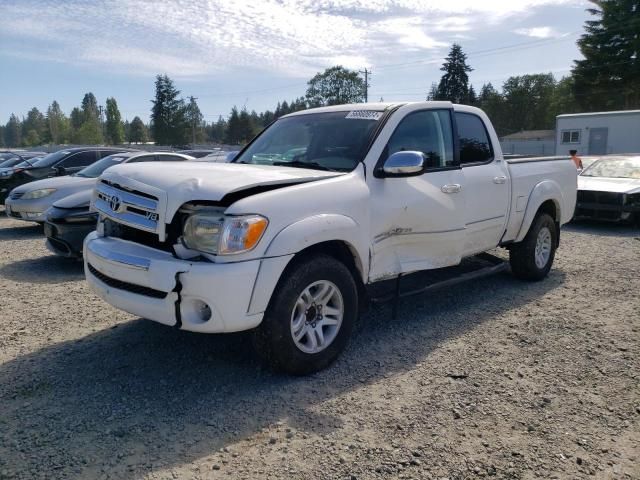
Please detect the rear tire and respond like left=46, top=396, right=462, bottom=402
left=253, top=254, right=358, bottom=375
left=509, top=213, right=557, bottom=281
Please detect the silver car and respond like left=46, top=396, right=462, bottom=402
left=5, top=151, right=194, bottom=223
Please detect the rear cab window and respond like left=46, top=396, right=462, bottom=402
left=455, top=112, right=493, bottom=165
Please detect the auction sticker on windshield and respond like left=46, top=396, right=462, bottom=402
left=345, top=110, right=384, bottom=120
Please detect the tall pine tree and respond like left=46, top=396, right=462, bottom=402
left=435, top=44, right=473, bottom=104
left=573, top=0, right=640, bottom=110
left=105, top=97, right=125, bottom=144
left=151, top=74, right=188, bottom=146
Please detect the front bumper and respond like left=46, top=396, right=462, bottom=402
left=45, top=221, right=94, bottom=257
left=4, top=197, right=48, bottom=222
left=83, top=232, right=265, bottom=333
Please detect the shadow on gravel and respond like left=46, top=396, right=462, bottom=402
left=564, top=220, right=640, bottom=238
left=0, top=255, right=84, bottom=284
left=0, top=269, right=565, bottom=478
left=0, top=222, right=43, bottom=241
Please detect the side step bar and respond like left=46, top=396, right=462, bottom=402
left=367, top=253, right=509, bottom=317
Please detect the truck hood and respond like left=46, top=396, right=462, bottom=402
left=12, top=174, right=96, bottom=193
left=578, top=176, right=640, bottom=194
left=101, top=162, right=343, bottom=218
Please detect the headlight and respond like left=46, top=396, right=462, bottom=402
left=22, top=188, right=56, bottom=199
left=182, top=213, right=268, bottom=255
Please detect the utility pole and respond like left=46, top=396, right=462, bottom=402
left=359, top=68, right=371, bottom=103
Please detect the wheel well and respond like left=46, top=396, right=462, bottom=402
left=290, top=240, right=368, bottom=311
left=538, top=199, right=561, bottom=246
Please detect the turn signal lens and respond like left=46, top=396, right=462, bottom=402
left=219, top=215, right=268, bottom=255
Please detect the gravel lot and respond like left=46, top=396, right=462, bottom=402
left=0, top=212, right=638, bottom=480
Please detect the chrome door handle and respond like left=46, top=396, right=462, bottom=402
left=493, top=176, right=507, bottom=184
left=441, top=184, right=462, bottom=194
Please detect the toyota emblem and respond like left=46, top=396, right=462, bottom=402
left=109, top=195, right=123, bottom=213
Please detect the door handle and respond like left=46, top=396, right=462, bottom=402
left=441, top=184, right=462, bottom=194
left=493, top=176, right=507, bottom=184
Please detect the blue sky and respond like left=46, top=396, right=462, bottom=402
left=0, top=0, right=591, bottom=123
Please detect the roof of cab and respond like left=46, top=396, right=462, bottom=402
left=282, top=101, right=469, bottom=118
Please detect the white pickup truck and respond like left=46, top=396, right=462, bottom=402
left=84, top=102, right=577, bottom=374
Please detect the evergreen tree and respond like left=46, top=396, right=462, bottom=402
left=435, top=44, right=473, bottom=103
left=4, top=114, right=21, bottom=147
left=184, top=96, right=204, bottom=144
left=225, top=106, right=241, bottom=144
left=151, top=74, right=188, bottom=145
left=70, top=107, right=84, bottom=131
left=0, top=126, right=4, bottom=147
left=426, top=82, right=439, bottom=101
left=467, top=85, right=477, bottom=106
left=573, top=0, right=640, bottom=110
left=238, top=108, right=255, bottom=143
left=501, top=74, right=557, bottom=133
left=306, top=66, right=366, bottom=107
left=79, top=92, right=103, bottom=143
left=46, top=101, right=69, bottom=144
left=128, top=116, right=148, bottom=143
left=22, top=107, right=46, bottom=146
left=477, top=83, right=506, bottom=134
left=105, top=97, right=125, bottom=144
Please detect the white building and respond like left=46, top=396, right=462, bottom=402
left=555, top=110, right=640, bottom=156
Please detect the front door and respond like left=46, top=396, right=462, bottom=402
left=455, top=111, right=510, bottom=255
left=589, top=128, right=608, bottom=155
left=367, top=108, right=465, bottom=282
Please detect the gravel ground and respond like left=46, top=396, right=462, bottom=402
left=0, top=211, right=638, bottom=480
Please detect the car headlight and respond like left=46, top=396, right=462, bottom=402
left=182, top=213, right=268, bottom=255
left=22, top=188, right=57, bottom=199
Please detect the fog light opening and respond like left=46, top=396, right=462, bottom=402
left=196, top=300, right=212, bottom=322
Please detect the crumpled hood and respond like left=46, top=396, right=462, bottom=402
left=100, top=162, right=343, bottom=219
left=13, top=175, right=96, bottom=193
left=578, top=176, right=640, bottom=194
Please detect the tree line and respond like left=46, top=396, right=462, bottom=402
left=1, top=0, right=636, bottom=147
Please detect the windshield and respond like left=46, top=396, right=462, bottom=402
left=75, top=155, right=128, bottom=178
left=234, top=111, right=384, bottom=172
left=30, top=150, right=72, bottom=168
left=581, top=157, right=640, bottom=179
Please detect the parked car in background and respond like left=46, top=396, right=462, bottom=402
left=0, top=147, right=134, bottom=203
left=179, top=149, right=219, bottom=158
left=0, top=151, right=46, bottom=174
left=42, top=151, right=195, bottom=257
left=6, top=151, right=194, bottom=224
left=198, top=150, right=239, bottom=162
left=575, top=155, right=640, bottom=223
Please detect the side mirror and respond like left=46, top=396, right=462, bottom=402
left=225, top=151, right=239, bottom=162
left=380, top=151, right=425, bottom=177
left=54, top=165, right=67, bottom=176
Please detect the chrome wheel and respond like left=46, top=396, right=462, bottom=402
left=290, top=280, right=344, bottom=354
left=535, top=226, right=552, bottom=269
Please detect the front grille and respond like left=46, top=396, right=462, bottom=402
left=103, top=218, right=175, bottom=252
left=577, top=190, right=624, bottom=206
left=10, top=191, right=24, bottom=200
left=88, top=264, right=168, bottom=299
left=94, top=180, right=160, bottom=234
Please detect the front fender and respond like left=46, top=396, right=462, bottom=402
left=246, top=214, right=369, bottom=316
left=515, top=180, right=563, bottom=243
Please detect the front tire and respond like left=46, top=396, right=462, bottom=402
left=254, top=254, right=358, bottom=375
left=509, top=213, right=557, bottom=281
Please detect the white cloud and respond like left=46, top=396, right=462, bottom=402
left=514, top=26, right=560, bottom=38
left=0, top=0, right=583, bottom=78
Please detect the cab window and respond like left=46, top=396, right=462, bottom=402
left=59, top=151, right=97, bottom=168
left=455, top=112, right=493, bottom=164
left=384, top=110, right=455, bottom=169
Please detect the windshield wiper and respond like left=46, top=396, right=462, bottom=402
left=272, top=160, right=336, bottom=172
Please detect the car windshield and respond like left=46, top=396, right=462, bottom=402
left=75, top=155, right=128, bottom=178
left=581, top=157, right=640, bottom=179
left=234, top=111, right=384, bottom=172
left=30, top=150, right=73, bottom=168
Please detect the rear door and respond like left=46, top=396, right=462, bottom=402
left=588, top=128, right=608, bottom=155
left=58, top=150, right=99, bottom=174
left=455, top=111, right=510, bottom=255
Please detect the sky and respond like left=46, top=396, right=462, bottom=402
left=0, top=0, right=592, bottom=124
